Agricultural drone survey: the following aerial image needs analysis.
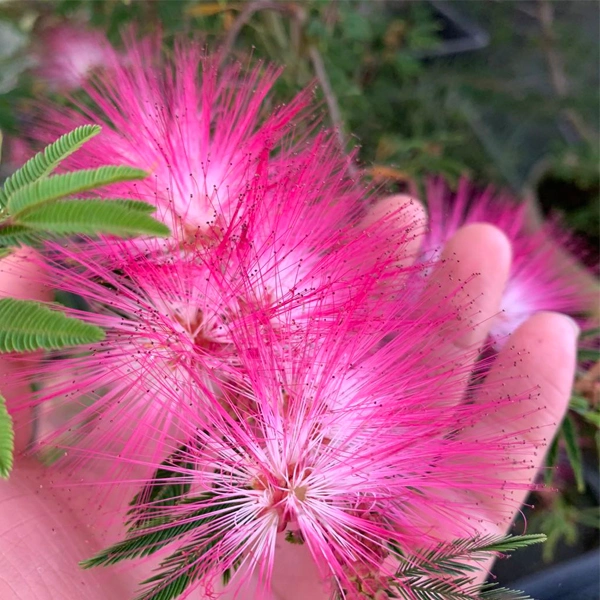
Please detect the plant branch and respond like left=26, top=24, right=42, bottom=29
left=536, top=0, right=595, bottom=144
left=308, top=44, right=359, bottom=179
left=218, top=1, right=359, bottom=179
left=219, top=1, right=289, bottom=69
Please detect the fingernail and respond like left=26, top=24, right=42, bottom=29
left=563, top=315, right=580, bottom=338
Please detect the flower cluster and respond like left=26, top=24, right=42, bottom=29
left=12, top=35, right=587, bottom=600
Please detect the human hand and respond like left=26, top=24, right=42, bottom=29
left=0, top=198, right=578, bottom=600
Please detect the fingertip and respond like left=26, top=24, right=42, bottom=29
left=360, top=195, right=428, bottom=271
left=512, top=311, right=579, bottom=355
left=426, top=223, right=514, bottom=352
left=545, top=311, right=580, bottom=340
left=362, top=194, right=427, bottom=231
left=446, top=223, right=513, bottom=284
left=490, top=310, right=578, bottom=435
left=511, top=310, right=579, bottom=398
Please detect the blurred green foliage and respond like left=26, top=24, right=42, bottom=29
left=0, top=1, right=597, bottom=196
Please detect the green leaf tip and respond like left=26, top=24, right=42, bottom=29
left=561, top=415, right=585, bottom=492
left=15, top=199, right=169, bottom=238
left=0, top=393, right=14, bottom=479
left=127, top=444, right=194, bottom=530
left=7, top=165, right=149, bottom=216
left=0, top=125, right=102, bottom=206
left=0, top=298, right=105, bottom=353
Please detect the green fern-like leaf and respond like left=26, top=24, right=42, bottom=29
left=367, top=534, right=547, bottom=600
left=479, top=585, right=535, bottom=600
left=81, top=492, right=234, bottom=568
left=0, top=223, right=43, bottom=247
left=135, top=529, right=239, bottom=600
left=0, top=393, right=14, bottom=478
left=0, top=298, right=105, bottom=352
left=136, top=567, right=197, bottom=600
left=0, top=125, right=101, bottom=206
left=394, top=576, right=486, bottom=600
left=135, top=571, right=192, bottom=600
left=127, top=444, right=195, bottom=530
left=580, top=326, right=600, bottom=340
left=393, top=534, right=546, bottom=578
left=111, top=199, right=159, bottom=213
left=393, top=579, right=534, bottom=600
left=460, top=534, right=547, bottom=554
left=578, top=348, right=600, bottom=361
left=15, top=199, right=169, bottom=237
left=385, top=534, right=545, bottom=600
left=7, top=165, right=148, bottom=215
left=544, top=433, right=560, bottom=485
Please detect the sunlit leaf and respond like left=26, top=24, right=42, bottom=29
left=7, top=165, right=148, bottom=215
left=0, top=125, right=101, bottom=206
left=0, top=298, right=104, bottom=352
left=15, top=199, right=169, bottom=237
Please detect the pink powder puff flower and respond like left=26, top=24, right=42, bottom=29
left=14, top=31, right=424, bottom=475
left=218, top=133, right=420, bottom=333
left=30, top=36, right=316, bottom=237
left=15, top=236, right=234, bottom=471
left=96, top=298, right=538, bottom=600
left=11, top=135, right=418, bottom=480
left=26, top=31, right=424, bottom=336
left=32, top=23, right=113, bottom=91
left=421, top=177, right=590, bottom=347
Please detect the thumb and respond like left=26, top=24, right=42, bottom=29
left=0, top=248, right=51, bottom=452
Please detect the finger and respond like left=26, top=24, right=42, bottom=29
left=0, top=249, right=51, bottom=452
left=462, top=311, right=578, bottom=533
left=0, top=252, right=140, bottom=598
left=421, top=223, right=512, bottom=354
left=361, top=194, right=427, bottom=270
left=409, top=223, right=512, bottom=420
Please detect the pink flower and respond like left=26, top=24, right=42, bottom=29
left=421, top=177, right=589, bottom=347
left=30, top=37, right=315, bottom=236
left=16, top=38, right=422, bottom=475
left=15, top=33, right=425, bottom=478
left=16, top=175, right=414, bottom=476
left=32, top=23, right=113, bottom=91
left=107, top=302, right=536, bottom=599
left=25, top=237, right=236, bottom=462
left=18, top=34, right=549, bottom=600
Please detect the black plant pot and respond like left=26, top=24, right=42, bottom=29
left=413, top=1, right=489, bottom=59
